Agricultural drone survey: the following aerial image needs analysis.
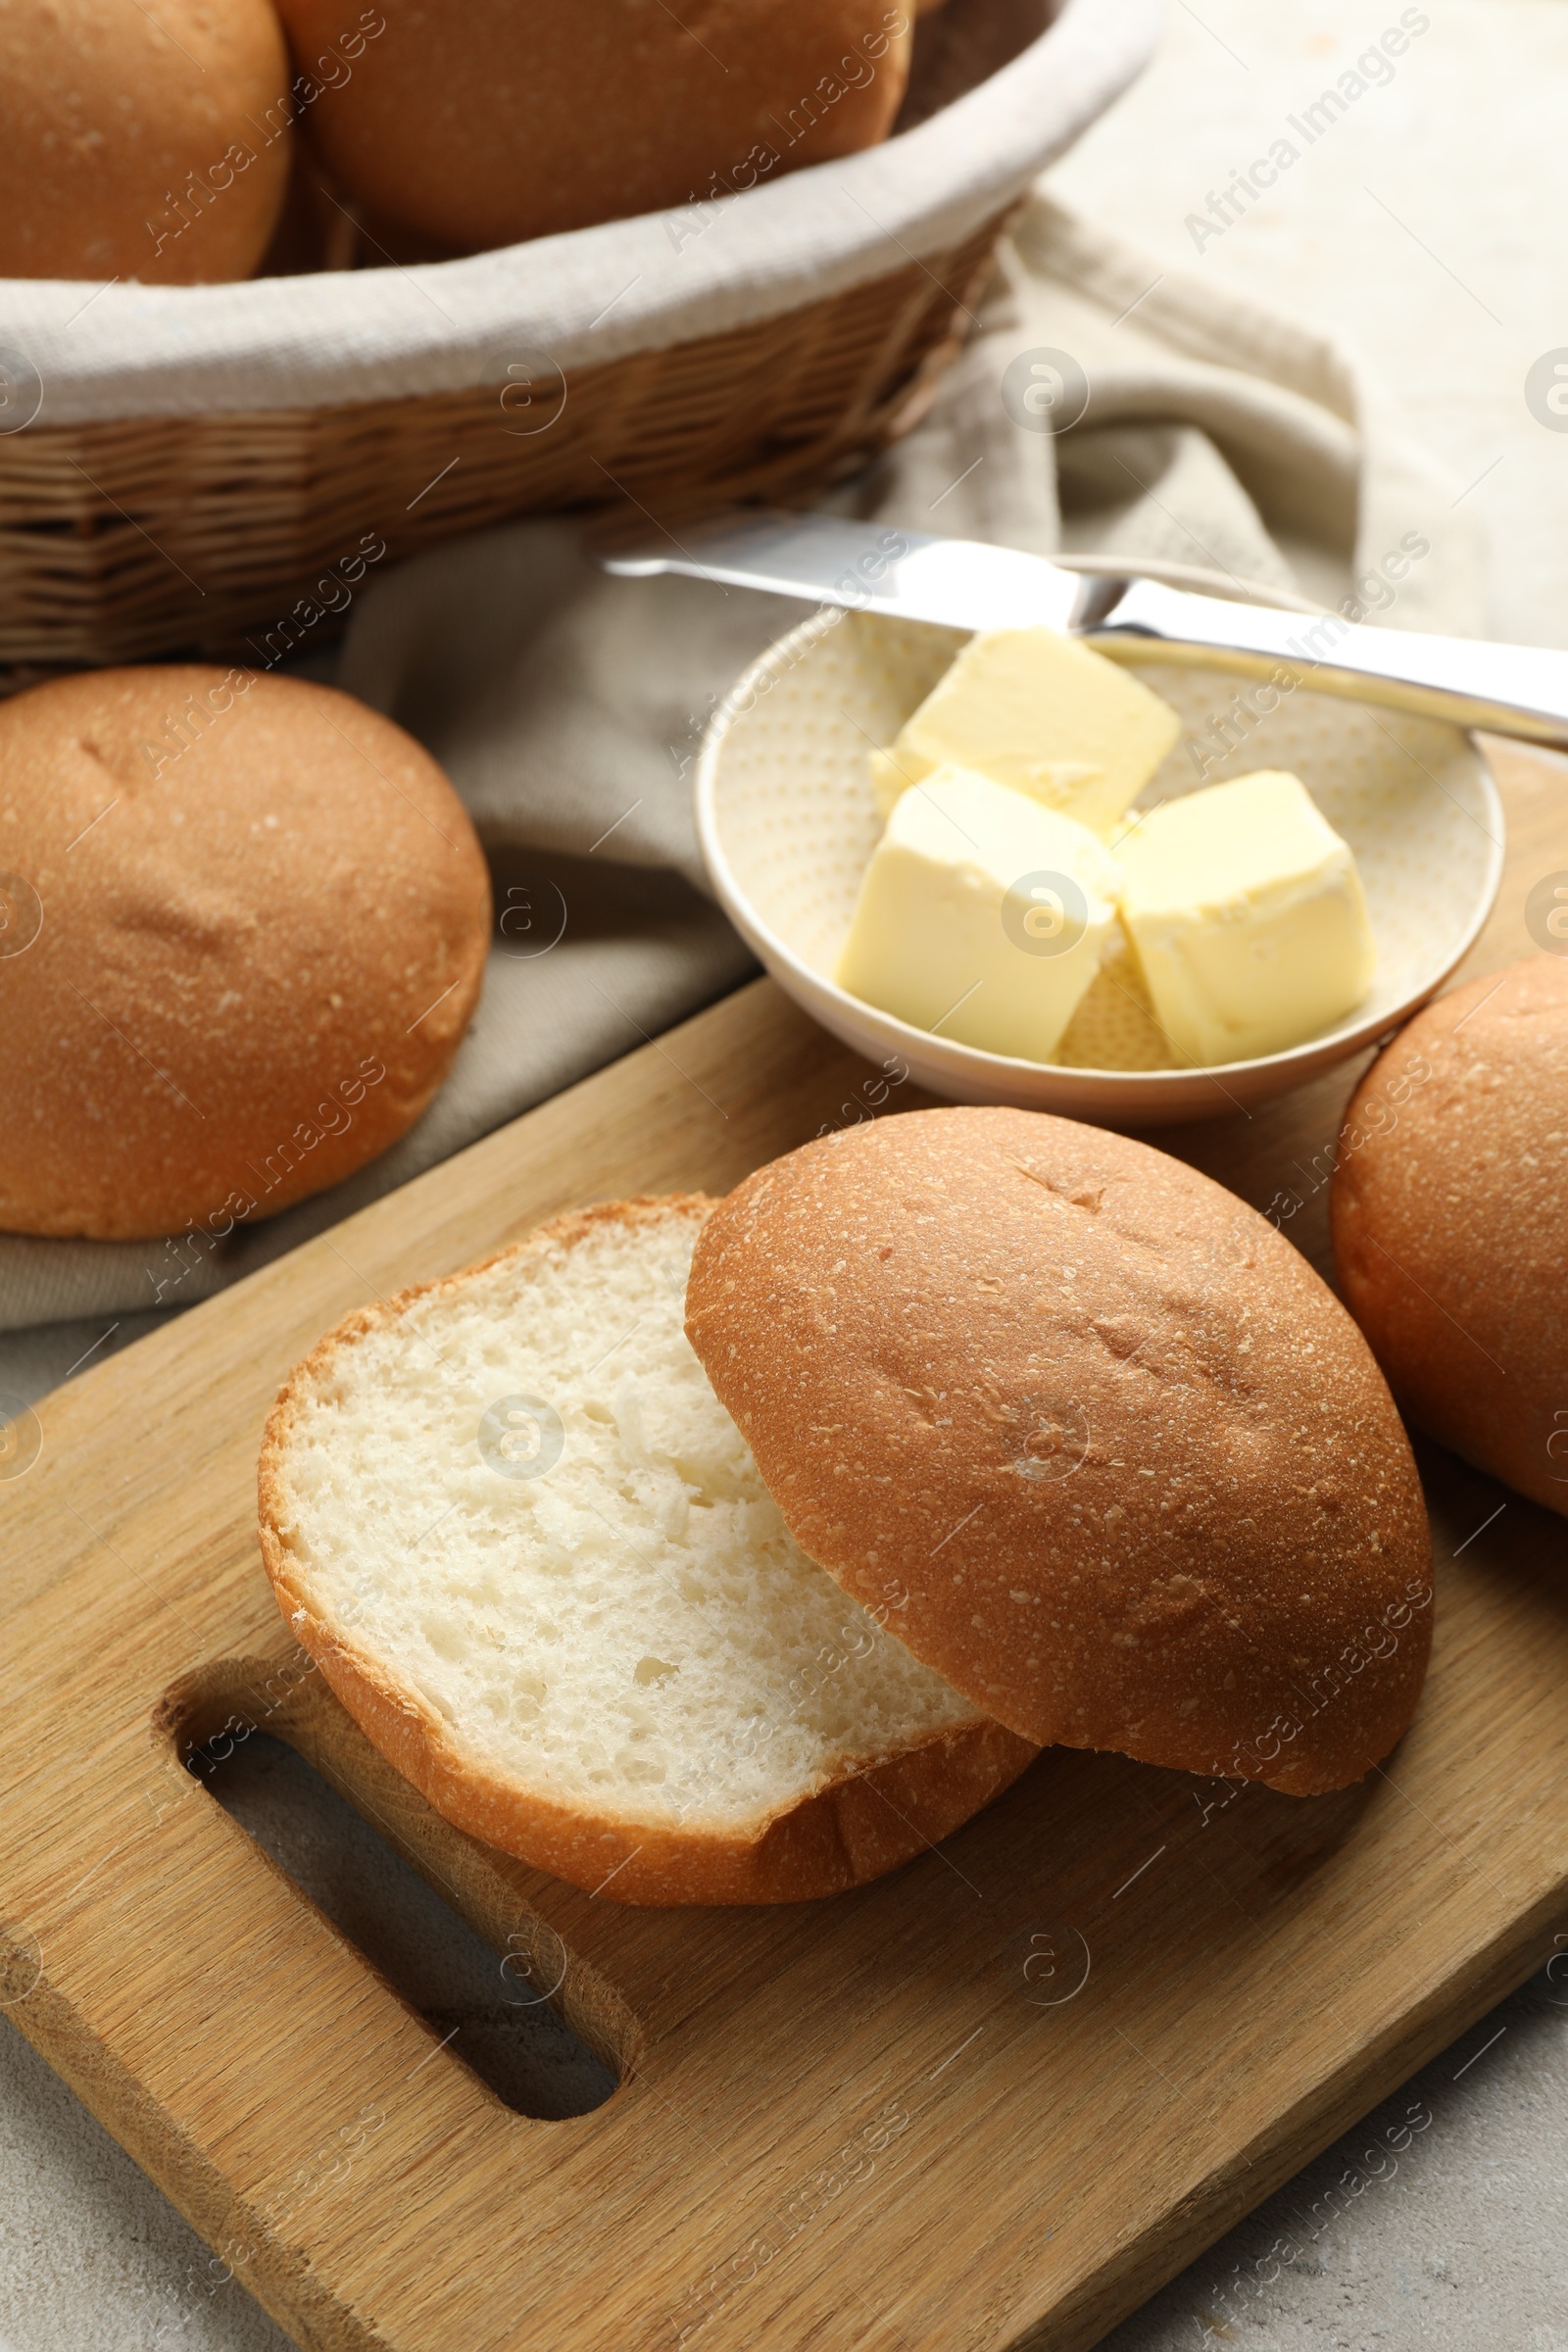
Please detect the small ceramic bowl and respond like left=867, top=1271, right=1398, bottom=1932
left=695, top=607, right=1505, bottom=1125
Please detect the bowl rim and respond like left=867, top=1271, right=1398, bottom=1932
left=694, top=604, right=1507, bottom=1098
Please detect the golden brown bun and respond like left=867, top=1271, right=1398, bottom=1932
left=259, top=1196, right=1038, bottom=1906
left=687, top=1106, right=1433, bottom=1795
left=0, top=665, right=489, bottom=1241
left=1333, top=956, right=1568, bottom=1517
left=272, top=0, right=915, bottom=253
left=0, top=0, right=293, bottom=283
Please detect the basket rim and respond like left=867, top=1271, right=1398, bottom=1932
left=0, top=0, right=1164, bottom=428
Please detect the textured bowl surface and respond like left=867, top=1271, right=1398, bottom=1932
left=696, top=607, right=1505, bottom=1124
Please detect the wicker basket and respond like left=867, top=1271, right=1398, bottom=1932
left=0, top=0, right=1162, bottom=680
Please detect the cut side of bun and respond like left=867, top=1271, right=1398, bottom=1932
left=686, top=1107, right=1434, bottom=1797
left=259, top=1197, right=1034, bottom=1905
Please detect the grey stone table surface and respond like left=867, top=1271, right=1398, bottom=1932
left=5, top=3, right=1568, bottom=2349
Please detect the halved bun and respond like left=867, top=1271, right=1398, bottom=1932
left=259, top=1197, right=1035, bottom=1905
left=1333, top=955, right=1568, bottom=1517
left=686, top=1107, right=1433, bottom=1795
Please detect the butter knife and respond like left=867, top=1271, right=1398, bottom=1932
left=595, top=507, right=1568, bottom=750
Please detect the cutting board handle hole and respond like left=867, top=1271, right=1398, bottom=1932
left=193, top=1729, right=618, bottom=2118
left=159, top=1656, right=637, bottom=2114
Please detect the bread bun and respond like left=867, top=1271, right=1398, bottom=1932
left=0, top=666, right=489, bottom=1241
left=686, top=1106, right=1433, bottom=1795
left=272, top=0, right=915, bottom=253
left=1332, top=956, right=1568, bottom=1516
left=0, top=0, right=292, bottom=283
left=259, top=1196, right=1035, bottom=1905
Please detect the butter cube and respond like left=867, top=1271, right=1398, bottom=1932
left=837, top=765, right=1123, bottom=1063
left=870, top=627, right=1181, bottom=837
left=1117, top=770, right=1376, bottom=1066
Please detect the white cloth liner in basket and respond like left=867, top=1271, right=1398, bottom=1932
left=1, top=0, right=1163, bottom=426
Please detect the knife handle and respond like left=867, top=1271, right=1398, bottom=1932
left=1101, top=578, right=1568, bottom=752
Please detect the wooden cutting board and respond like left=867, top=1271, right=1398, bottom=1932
left=3, top=739, right=1567, bottom=2352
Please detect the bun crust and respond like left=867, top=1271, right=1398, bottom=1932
left=686, top=1107, right=1433, bottom=1795
left=0, top=666, right=490, bottom=1241
left=1332, top=955, right=1568, bottom=1516
left=259, top=1197, right=1037, bottom=1907
left=0, top=0, right=291, bottom=283
left=273, top=0, right=914, bottom=252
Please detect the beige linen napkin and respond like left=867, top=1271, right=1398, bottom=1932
left=0, top=191, right=1485, bottom=1401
